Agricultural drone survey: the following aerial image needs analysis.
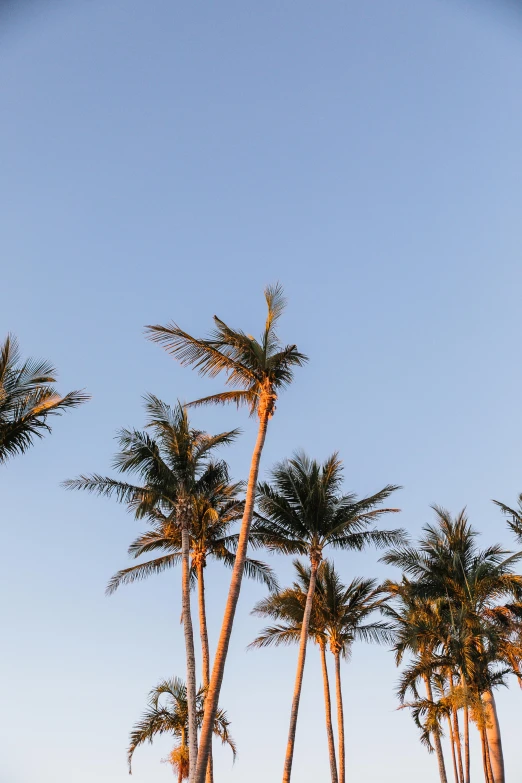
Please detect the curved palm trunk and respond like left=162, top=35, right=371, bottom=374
left=196, top=560, right=214, bottom=783
left=423, top=676, right=448, bottom=783
left=334, top=652, right=346, bottom=783
left=319, top=642, right=338, bottom=783
left=282, top=558, right=319, bottom=783
left=482, top=690, right=504, bottom=783
left=194, top=406, right=271, bottom=783
left=180, top=502, right=198, bottom=783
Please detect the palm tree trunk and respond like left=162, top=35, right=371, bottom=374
left=423, top=676, right=448, bottom=783
left=193, top=406, right=272, bottom=783
left=446, top=714, right=460, bottom=783
left=334, top=651, right=346, bottom=783
left=480, top=724, right=493, bottom=783
left=196, top=560, right=213, bottom=783
left=482, top=690, right=504, bottom=783
left=319, top=642, right=338, bottom=783
left=459, top=673, right=470, bottom=783
left=463, top=704, right=470, bottom=783
left=485, top=733, right=494, bottom=783
left=282, top=558, right=319, bottom=783
left=480, top=727, right=489, bottom=783
left=453, top=709, right=464, bottom=783
left=180, top=501, right=198, bottom=783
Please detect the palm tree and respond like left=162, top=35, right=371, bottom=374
left=250, top=560, right=339, bottom=783
left=146, top=283, right=307, bottom=783
left=493, top=495, right=522, bottom=543
left=382, top=507, right=522, bottom=783
left=250, top=559, right=392, bottom=783
left=128, top=677, right=236, bottom=782
left=0, top=333, right=88, bottom=464
left=65, top=395, right=239, bottom=782
left=319, top=565, right=393, bottom=783
left=104, top=473, right=277, bottom=783
left=251, top=451, right=402, bottom=783
left=382, top=578, right=449, bottom=783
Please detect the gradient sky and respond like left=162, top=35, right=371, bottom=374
left=2, top=1, right=522, bottom=781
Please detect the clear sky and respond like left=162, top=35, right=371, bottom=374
left=2, top=1, right=522, bottom=781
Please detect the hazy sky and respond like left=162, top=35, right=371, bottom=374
left=2, top=1, right=522, bottom=781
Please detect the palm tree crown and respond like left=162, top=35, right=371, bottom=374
left=128, top=677, right=236, bottom=776
left=146, top=282, right=308, bottom=417
left=0, top=333, right=88, bottom=463
left=250, top=560, right=391, bottom=653
left=104, top=472, right=277, bottom=595
left=253, top=451, right=403, bottom=564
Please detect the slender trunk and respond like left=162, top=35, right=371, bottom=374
left=319, top=642, right=338, bottom=783
left=180, top=501, right=198, bottom=783
left=446, top=714, right=460, bottom=783
left=334, top=652, right=346, bottom=783
left=463, top=704, right=470, bottom=783
left=282, top=559, right=319, bottom=783
left=196, top=561, right=213, bottom=783
left=485, top=733, right=494, bottom=783
left=194, top=407, right=271, bottom=783
left=462, top=689, right=470, bottom=783
left=453, top=709, right=464, bottom=783
left=449, top=673, right=463, bottom=783
left=480, top=726, right=490, bottom=783
left=482, top=690, right=504, bottom=783
left=424, top=675, right=448, bottom=783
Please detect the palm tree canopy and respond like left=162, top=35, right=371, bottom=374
left=251, top=451, right=403, bottom=563
left=64, top=395, right=277, bottom=591
left=145, top=283, right=308, bottom=416
left=250, top=559, right=394, bottom=653
left=0, top=333, right=88, bottom=463
left=493, top=495, right=522, bottom=543
left=382, top=507, right=522, bottom=693
left=64, top=394, right=238, bottom=512
left=128, top=677, right=236, bottom=772
left=106, top=474, right=278, bottom=594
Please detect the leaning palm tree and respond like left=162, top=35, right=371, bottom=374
left=104, top=474, right=277, bottom=783
left=65, top=396, right=239, bottom=781
left=146, top=283, right=307, bottom=783
left=251, top=451, right=402, bottom=783
left=0, top=333, right=88, bottom=464
left=128, top=677, right=236, bottom=782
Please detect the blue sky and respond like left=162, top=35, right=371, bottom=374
left=2, top=1, right=522, bottom=781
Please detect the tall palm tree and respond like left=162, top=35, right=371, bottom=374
left=0, top=333, right=88, bottom=464
left=65, top=396, right=239, bottom=782
left=250, top=560, right=392, bottom=783
left=128, top=677, right=236, bottom=782
left=250, top=560, right=339, bottom=783
left=146, top=283, right=307, bottom=783
left=319, top=565, right=393, bottom=783
left=382, top=578, right=449, bottom=783
left=251, top=451, right=402, bottom=783
left=104, top=475, right=277, bottom=783
left=383, top=507, right=522, bottom=783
